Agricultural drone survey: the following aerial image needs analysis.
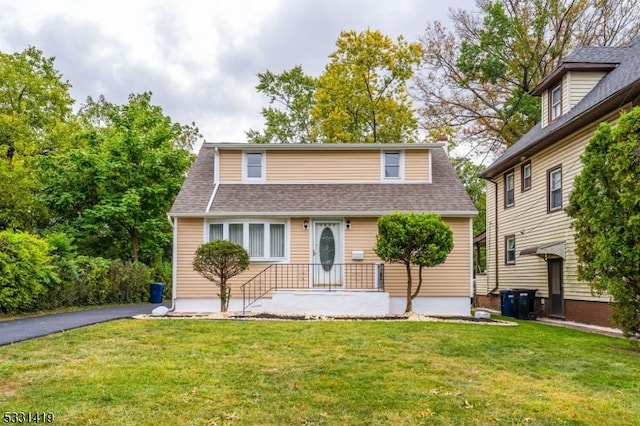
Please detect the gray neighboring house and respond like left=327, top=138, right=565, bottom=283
left=478, top=36, right=640, bottom=327
left=168, top=142, right=477, bottom=315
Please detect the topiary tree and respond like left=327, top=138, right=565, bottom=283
left=374, top=212, right=454, bottom=313
left=567, top=106, right=640, bottom=338
left=192, top=240, right=250, bottom=312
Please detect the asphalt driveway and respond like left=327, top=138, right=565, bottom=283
left=0, top=303, right=166, bottom=346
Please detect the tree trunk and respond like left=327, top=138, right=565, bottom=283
left=411, top=265, right=424, bottom=300
left=130, top=229, right=139, bottom=263
left=405, top=262, right=413, bottom=313
left=219, top=277, right=229, bottom=312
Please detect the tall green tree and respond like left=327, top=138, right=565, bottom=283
left=312, top=29, right=423, bottom=143
left=374, top=212, right=454, bottom=312
left=451, top=157, right=486, bottom=237
left=0, top=47, right=77, bottom=230
left=246, top=66, right=317, bottom=144
left=567, top=107, right=640, bottom=338
left=416, top=0, right=640, bottom=154
left=40, top=92, right=198, bottom=264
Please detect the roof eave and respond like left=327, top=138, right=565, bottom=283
left=531, top=62, right=618, bottom=95
left=169, top=210, right=478, bottom=218
left=202, top=142, right=446, bottom=151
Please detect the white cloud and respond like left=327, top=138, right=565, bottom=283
left=0, top=0, right=476, bottom=145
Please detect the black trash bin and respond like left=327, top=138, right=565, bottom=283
left=499, top=289, right=514, bottom=317
left=512, top=288, right=537, bottom=320
left=149, top=282, right=165, bottom=303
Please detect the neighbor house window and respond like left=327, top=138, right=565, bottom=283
left=245, top=152, right=264, bottom=180
left=505, top=235, right=516, bottom=265
left=521, top=161, right=532, bottom=192
left=383, top=151, right=401, bottom=179
left=207, top=221, right=286, bottom=260
left=504, top=170, right=515, bottom=208
left=548, top=166, right=562, bottom=212
left=550, top=84, right=562, bottom=121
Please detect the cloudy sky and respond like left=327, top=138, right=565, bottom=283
left=0, top=0, right=476, bottom=146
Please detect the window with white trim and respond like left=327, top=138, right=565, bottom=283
left=550, top=85, right=561, bottom=121
left=245, top=152, right=264, bottom=180
left=208, top=221, right=286, bottom=260
left=504, top=170, right=515, bottom=208
left=548, top=167, right=562, bottom=212
left=505, top=235, right=516, bottom=265
left=383, top=151, right=401, bottom=179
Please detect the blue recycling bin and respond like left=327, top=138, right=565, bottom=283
left=499, top=289, right=514, bottom=317
left=149, top=282, right=165, bottom=303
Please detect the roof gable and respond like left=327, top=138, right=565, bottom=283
left=482, top=36, right=640, bottom=179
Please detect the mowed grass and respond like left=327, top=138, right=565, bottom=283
left=1, top=319, right=639, bottom=425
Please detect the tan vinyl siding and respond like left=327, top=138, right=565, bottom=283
left=561, top=73, right=570, bottom=117
left=218, top=150, right=242, bottom=182
left=404, top=149, right=430, bottom=182
left=541, top=91, right=549, bottom=128
left=174, top=218, right=262, bottom=298
left=289, top=217, right=310, bottom=264
left=343, top=217, right=470, bottom=297
left=567, top=71, right=607, bottom=110
left=487, top=107, right=627, bottom=302
left=175, top=217, right=210, bottom=298
left=266, top=150, right=379, bottom=181
left=176, top=215, right=471, bottom=299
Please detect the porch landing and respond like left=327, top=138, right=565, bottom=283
left=173, top=294, right=471, bottom=316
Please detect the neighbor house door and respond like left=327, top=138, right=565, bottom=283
left=312, top=221, right=343, bottom=287
left=548, top=259, right=564, bottom=316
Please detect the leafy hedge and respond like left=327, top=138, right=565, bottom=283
left=1, top=231, right=167, bottom=313
left=0, top=231, right=59, bottom=313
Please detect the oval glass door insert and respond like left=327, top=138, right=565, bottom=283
left=319, top=227, right=336, bottom=271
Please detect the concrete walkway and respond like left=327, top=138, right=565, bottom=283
left=0, top=303, right=166, bottom=346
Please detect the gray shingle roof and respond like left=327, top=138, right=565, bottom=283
left=563, top=46, right=628, bottom=63
left=170, top=146, right=476, bottom=216
left=482, top=36, right=640, bottom=179
left=170, top=144, right=215, bottom=214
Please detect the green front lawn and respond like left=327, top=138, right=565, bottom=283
left=1, top=319, right=639, bottom=425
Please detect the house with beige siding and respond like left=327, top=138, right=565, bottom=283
left=168, top=142, right=477, bottom=315
left=478, top=37, right=640, bottom=327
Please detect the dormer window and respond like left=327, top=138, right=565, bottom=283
left=382, top=151, right=403, bottom=180
left=550, top=84, right=562, bottom=121
left=245, top=152, right=264, bottom=181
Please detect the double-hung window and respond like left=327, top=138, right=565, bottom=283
left=504, top=170, right=515, bottom=208
left=208, top=221, right=286, bottom=260
left=548, top=166, right=562, bottom=212
left=245, top=152, right=264, bottom=180
left=505, top=235, right=516, bottom=265
left=383, top=151, right=401, bottom=179
left=550, top=85, right=562, bottom=121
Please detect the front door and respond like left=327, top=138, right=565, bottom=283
left=312, top=221, right=343, bottom=287
left=548, top=259, right=564, bottom=316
